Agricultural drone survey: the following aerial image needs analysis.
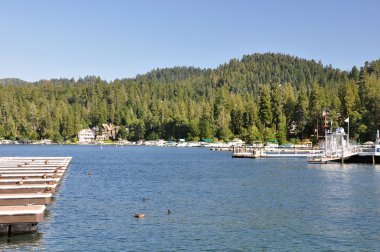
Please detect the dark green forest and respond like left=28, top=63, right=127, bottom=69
left=0, top=53, right=379, bottom=143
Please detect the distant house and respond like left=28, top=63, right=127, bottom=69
left=92, top=123, right=120, bottom=141
left=102, top=124, right=120, bottom=140
left=78, top=129, right=95, bottom=143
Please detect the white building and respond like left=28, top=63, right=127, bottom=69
left=78, top=129, right=95, bottom=143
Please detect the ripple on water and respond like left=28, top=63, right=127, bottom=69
left=0, top=146, right=380, bottom=251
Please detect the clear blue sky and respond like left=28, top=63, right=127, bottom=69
left=0, top=0, right=379, bottom=82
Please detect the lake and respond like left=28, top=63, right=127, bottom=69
left=0, top=145, right=380, bottom=251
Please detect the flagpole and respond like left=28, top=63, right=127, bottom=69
left=348, top=120, right=349, bottom=144
left=345, top=117, right=350, bottom=146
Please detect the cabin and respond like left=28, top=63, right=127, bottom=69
left=93, top=124, right=120, bottom=141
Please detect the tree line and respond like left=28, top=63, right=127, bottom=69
left=0, top=53, right=379, bottom=143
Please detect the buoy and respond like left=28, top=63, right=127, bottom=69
left=87, top=171, right=93, bottom=176
left=134, top=213, right=145, bottom=218
left=167, top=209, right=171, bottom=214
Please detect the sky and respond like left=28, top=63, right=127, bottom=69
left=0, top=0, right=379, bottom=82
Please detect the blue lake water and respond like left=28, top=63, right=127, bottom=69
left=0, top=145, right=380, bottom=251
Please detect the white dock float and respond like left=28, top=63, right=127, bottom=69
left=0, top=166, right=67, bottom=170
left=0, top=193, right=53, bottom=206
left=0, top=178, right=60, bottom=185
left=0, top=205, right=46, bottom=234
left=0, top=170, right=64, bottom=174
left=0, top=184, right=57, bottom=194
left=0, top=173, right=63, bottom=179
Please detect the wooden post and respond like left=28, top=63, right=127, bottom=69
left=373, top=155, right=375, bottom=165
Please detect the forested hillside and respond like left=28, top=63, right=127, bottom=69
left=0, top=53, right=379, bottom=143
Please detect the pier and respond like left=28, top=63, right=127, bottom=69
left=307, top=145, right=380, bottom=164
left=232, top=146, right=321, bottom=159
left=0, top=157, right=71, bottom=234
left=307, top=129, right=380, bottom=164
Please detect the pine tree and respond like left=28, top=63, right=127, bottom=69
left=259, top=85, right=272, bottom=129
left=199, top=107, right=212, bottom=139
left=349, top=66, right=359, bottom=81
left=294, top=84, right=308, bottom=140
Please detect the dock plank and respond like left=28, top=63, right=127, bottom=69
left=0, top=205, right=45, bottom=223
left=0, top=193, right=52, bottom=206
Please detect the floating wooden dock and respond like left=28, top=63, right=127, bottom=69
left=0, top=178, right=59, bottom=185
left=0, top=205, right=45, bottom=234
left=0, top=184, right=57, bottom=194
left=308, top=148, right=380, bottom=164
left=0, top=193, right=52, bottom=206
left=306, top=129, right=380, bottom=164
left=0, top=157, right=72, bottom=234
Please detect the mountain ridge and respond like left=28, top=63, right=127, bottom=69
left=2, top=52, right=378, bottom=84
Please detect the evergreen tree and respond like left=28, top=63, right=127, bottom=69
left=294, top=84, right=309, bottom=140
left=199, top=107, right=213, bottom=139
left=0, top=53, right=377, bottom=143
left=259, top=85, right=272, bottom=129
left=349, top=66, right=359, bottom=81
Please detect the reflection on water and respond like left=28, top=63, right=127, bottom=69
left=0, top=232, right=43, bottom=248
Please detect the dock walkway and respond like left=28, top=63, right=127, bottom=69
left=232, top=146, right=321, bottom=159
left=0, top=157, right=72, bottom=234
left=308, top=145, right=379, bottom=164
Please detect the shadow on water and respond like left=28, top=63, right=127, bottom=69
left=0, top=231, right=43, bottom=248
